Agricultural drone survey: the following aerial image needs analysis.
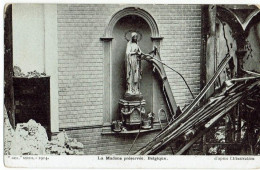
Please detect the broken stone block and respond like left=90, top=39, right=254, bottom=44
left=68, top=141, right=84, bottom=149
left=56, top=130, right=69, bottom=147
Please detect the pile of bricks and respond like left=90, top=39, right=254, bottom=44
left=45, top=130, right=84, bottom=155
left=9, top=119, right=48, bottom=155
left=13, top=66, right=47, bottom=78
left=5, top=117, right=84, bottom=155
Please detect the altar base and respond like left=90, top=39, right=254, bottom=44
left=119, top=99, right=146, bottom=130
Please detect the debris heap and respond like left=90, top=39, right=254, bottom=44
left=45, top=131, right=84, bottom=155
left=136, top=77, right=260, bottom=155
left=13, top=66, right=47, bottom=78
left=5, top=117, right=84, bottom=155
left=9, top=119, right=49, bottom=155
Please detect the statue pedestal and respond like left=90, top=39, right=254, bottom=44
left=124, top=92, right=143, bottom=101
left=119, top=99, right=146, bottom=130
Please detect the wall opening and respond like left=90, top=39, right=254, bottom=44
left=101, top=7, right=162, bottom=125
left=111, top=15, right=153, bottom=121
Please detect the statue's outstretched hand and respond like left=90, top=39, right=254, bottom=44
left=143, top=54, right=152, bottom=60
left=146, top=55, right=152, bottom=60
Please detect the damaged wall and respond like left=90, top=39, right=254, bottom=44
left=202, top=6, right=260, bottom=155
left=243, top=21, right=260, bottom=72
left=215, top=19, right=238, bottom=86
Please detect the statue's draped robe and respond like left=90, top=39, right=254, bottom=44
left=125, top=40, right=141, bottom=94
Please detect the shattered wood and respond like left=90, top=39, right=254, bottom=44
left=135, top=76, right=260, bottom=155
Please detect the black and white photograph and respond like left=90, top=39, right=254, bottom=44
left=2, top=1, right=260, bottom=169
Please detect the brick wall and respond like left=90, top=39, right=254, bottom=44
left=57, top=4, right=202, bottom=154
left=65, top=128, right=176, bottom=155
left=156, top=5, right=202, bottom=107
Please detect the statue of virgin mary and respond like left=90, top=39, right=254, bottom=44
left=125, top=32, right=143, bottom=96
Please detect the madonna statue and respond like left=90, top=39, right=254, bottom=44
left=125, top=32, right=143, bottom=97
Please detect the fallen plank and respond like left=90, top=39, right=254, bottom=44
left=175, top=85, right=259, bottom=155
left=175, top=102, right=236, bottom=155
left=136, top=54, right=233, bottom=155
left=136, top=78, right=259, bottom=155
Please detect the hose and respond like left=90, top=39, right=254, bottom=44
left=143, top=51, right=195, bottom=99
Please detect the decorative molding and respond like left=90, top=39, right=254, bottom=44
left=104, top=7, right=160, bottom=38
left=102, top=39, right=112, bottom=123
left=220, top=5, right=258, bottom=10
left=217, top=6, right=260, bottom=31
left=151, top=36, right=164, bottom=41
left=100, top=37, right=113, bottom=41
left=59, top=124, right=108, bottom=132
left=56, top=121, right=166, bottom=134
left=101, top=122, right=166, bottom=135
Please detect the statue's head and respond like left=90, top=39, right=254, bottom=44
left=131, top=32, right=138, bottom=42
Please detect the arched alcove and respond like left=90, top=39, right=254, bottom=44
left=101, top=7, right=163, bottom=125
left=216, top=6, right=260, bottom=76
left=104, top=7, right=160, bottom=38
left=111, top=15, right=153, bottom=121
left=217, top=6, right=260, bottom=41
left=217, top=6, right=260, bottom=31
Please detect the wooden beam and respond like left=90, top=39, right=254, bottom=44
left=205, top=5, right=217, bottom=99
left=175, top=102, right=236, bottom=155
left=136, top=53, right=232, bottom=155
left=4, top=4, right=15, bottom=128
left=200, top=5, right=208, bottom=91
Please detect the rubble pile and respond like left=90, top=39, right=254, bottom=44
left=13, top=65, right=25, bottom=77
left=9, top=119, right=48, bottom=155
left=13, top=66, right=47, bottom=78
left=5, top=118, right=84, bottom=155
left=45, top=130, right=84, bottom=155
left=208, top=126, right=226, bottom=155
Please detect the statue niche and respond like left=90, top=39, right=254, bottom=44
left=118, top=32, right=148, bottom=130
